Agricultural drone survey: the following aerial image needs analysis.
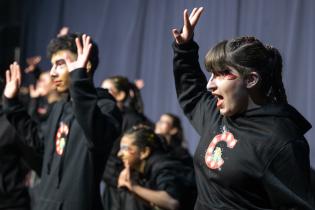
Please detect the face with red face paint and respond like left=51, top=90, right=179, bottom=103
left=207, top=66, right=250, bottom=117
left=117, top=134, right=143, bottom=170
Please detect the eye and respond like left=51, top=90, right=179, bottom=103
left=221, top=69, right=238, bottom=80
left=56, top=59, right=66, bottom=66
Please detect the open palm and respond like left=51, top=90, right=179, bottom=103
left=64, top=34, right=92, bottom=72
left=172, top=7, right=204, bottom=44
left=4, top=62, right=22, bottom=99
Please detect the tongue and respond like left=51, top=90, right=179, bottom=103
left=217, top=99, right=223, bottom=108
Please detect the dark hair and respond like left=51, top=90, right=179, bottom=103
left=0, top=76, right=4, bottom=96
left=107, top=76, right=144, bottom=113
left=205, top=36, right=287, bottom=104
left=47, top=33, right=99, bottom=75
left=124, top=126, right=165, bottom=152
left=164, top=113, right=184, bottom=147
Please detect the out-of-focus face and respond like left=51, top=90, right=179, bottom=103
left=36, top=72, right=54, bottom=96
left=50, top=50, right=76, bottom=93
left=207, top=67, right=248, bottom=117
left=101, top=79, right=121, bottom=101
left=155, top=114, right=173, bottom=136
left=117, top=135, right=142, bottom=169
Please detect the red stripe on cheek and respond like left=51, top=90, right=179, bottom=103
left=225, top=73, right=238, bottom=80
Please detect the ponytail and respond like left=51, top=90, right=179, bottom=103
left=265, top=46, right=288, bottom=104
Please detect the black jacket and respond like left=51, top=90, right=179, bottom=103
left=4, top=68, right=121, bottom=210
left=102, top=108, right=151, bottom=210
left=0, top=107, right=30, bottom=210
left=118, top=152, right=196, bottom=210
left=173, top=40, right=314, bottom=210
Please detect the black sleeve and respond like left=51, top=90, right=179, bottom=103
left=69, top=68, right=121, bottom=153
left=172, top=40, right=219, bottom=135
left=263, top=139, right=315, bottom=209
left=3, top=97, right=44, bottom=153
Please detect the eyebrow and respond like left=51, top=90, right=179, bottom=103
left=54, top=59, right=66, bottom=65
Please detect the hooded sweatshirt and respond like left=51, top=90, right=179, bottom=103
left=4, top=68, right=121, bottom=210
left=172, top=40, right=314, bottom=210
left=0, top=107, right=30, bottom=210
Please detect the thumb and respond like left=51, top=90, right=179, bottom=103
left=172, top=29, right=183, bottom=44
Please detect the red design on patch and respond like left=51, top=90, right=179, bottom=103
left=205, top=127, right=238, bottom=170
left=55, top=122, right=69, bottom=155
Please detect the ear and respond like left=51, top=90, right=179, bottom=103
left=86, top=61, right=92, bottom=73
left=169, top=127, right=178, bottom=135
left=245, top=72, right=260, bottom=89
left=140, top=147, right=151, bottom=160
left=115, top=91, right=126, bottom=102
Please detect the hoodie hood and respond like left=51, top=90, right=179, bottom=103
left=238, top=103, right=312, bottom=135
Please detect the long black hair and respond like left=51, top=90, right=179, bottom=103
left=123, top=126, right=165, bottom=152
left=106, top=76, right=144, bottom=113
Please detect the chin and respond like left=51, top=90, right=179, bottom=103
left=56, top=87, right=68, bottom=93
left=219, top=109, right=234, bottom=117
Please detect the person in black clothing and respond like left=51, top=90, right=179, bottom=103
left=172, top=7, right=314, bottom=209
left=0, top=77, right=33, bottom=210
left=101, top=76, right=152, bottom=210
left=3, top=34, right=121, bottom=210
left=28, top=71, right=61, bottom=123
left=155, top=113, right=194, bottom=168
left=101, top=76, right=151, bottom=131
left=117, top=126, right=196, bottom=210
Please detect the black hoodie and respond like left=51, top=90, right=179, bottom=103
left=118, top=152, right=196, bottom=210
left=4, top=68, right=121, bottom=210
left=173, top=40, right=314, bottom=210
left=0, top=107, right=30, bottom=210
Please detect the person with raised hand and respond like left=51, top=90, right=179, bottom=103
left=172, top=7, right=314, bottom=210
left=3, top=33, right=121, bottom=210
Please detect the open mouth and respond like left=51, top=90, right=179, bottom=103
left=216, top=95, right=224, bottom=108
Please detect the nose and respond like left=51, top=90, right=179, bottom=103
left=50, top=65, right=57, bottom=77
left=117, top=150, right=123, bottom=158
left=206, top=74, right=216, bottom=92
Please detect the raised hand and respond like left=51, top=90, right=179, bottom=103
left=4, top=62, right=22, bottom=99
left=172, top=7, right=204, bottom=44
left=63, top=34, right=92, bottom=72
left=29, top=84, right=41, bottom=98
left=117, top=164, right=133, bottom=191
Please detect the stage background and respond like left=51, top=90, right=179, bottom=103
left=19, top=0, right=315, bottom=166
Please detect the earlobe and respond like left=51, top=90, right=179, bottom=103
left=86, top=61, right=92, bottom=72
left=170, top=128, right=178, bottom=135
left=116, top=91, right=126, bottom=102
left=140, top=147, right=151, bottom=160
left=246, top=72, right=260, bottom=89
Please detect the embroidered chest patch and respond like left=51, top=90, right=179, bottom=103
left=205, top=126, right=238, bottom=170
left=55, top=122, right=69, bottom=155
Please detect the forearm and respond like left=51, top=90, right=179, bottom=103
left=69, top=68, right=121, bottom=149
left=173, top=40, right=216, bottom=134
left=131, top=185, right=179, bottom=210
left=3, top=96, right=43, bottom=150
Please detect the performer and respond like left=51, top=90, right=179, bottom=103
left=3, top=34, right=121, bottom=210
left=172, top=7, right=314, bottom=209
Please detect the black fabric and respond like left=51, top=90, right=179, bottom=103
left=116, top=152, right=196, bottom=210
left=0, top=106, right=30, bottom=210
left=102, top=108, right=152, bottom=209
left=142, top=152, right=197, bottom=210
left=173, top=40, right=314, bottom=210
left=3, top=68, right=122, bottom=210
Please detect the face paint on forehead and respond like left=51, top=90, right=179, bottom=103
left=120, top=144, right=136, bottom=154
